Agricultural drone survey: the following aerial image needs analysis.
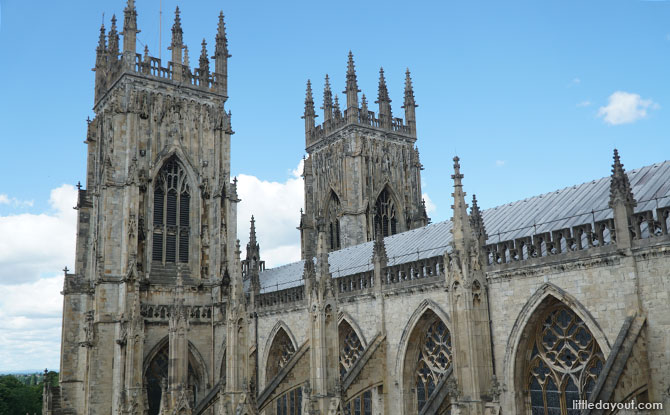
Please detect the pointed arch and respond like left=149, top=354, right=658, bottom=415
left=142, top=336, right=209, bottom=415
left=338, top=311, right=367, bottom=347
left=263, top=321, right=298, bottom=384
left=151, top=154, right=193, bottom=266
left=324, top=189, right=341, bottom=251
left=372, top=183, right=403, bottom=237
left=396, top=300, right=452, bottom=414
left=338, top=314, right=366, bottom=379
left=504, top=283, right=610, bottom=414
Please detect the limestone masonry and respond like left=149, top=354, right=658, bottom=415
left=46, top=2, right=670, bottom=414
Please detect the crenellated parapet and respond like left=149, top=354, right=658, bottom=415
left=93, top=3, right=229, bottom=106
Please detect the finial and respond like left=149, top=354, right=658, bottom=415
left=403, top=68, right=416, bottom=108
left=172, top=7, right=182, bottom=41
left=334, top=95, right=341, bottom=116
left=376, top=67, right=390, bottom=104
left=107, top=15, right=119, bottom=57
left=609, top=148, right=636, bottom=208
left=373, top=226, right=388, bottom=263
left=452, top=156, right=463, bottom=185
left=76, top=181, right=82, bottom=190
left=97, top=23, right=106, bottom=52
left=183, top=46, right=190, bottom=67
left=216, top=12, right=228, bottom=46
left=235, top=239, right=242, bottom=258
left=470, top=194, right=487, bottom=242
left=249, top=215, right=257, bottom=245
left=323, top=75, right=333, bottom=107
left=361, top=93, right=368, bottom=114
left=199, top=39, right=209, bottom=71
left=63, top=266, right=69, bottom=275
left=344, top=51, right=360, bottom=103
left=303, top=79, right=316, bottom=118
left=143, top=45, right=149, bottom=58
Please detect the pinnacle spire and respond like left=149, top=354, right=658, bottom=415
left=361, top=93, right=369, bottom=114
left=217, top=12, right=228, bottom=45
left=373, top=227, right=388, bottom=264
left=333, top=95, right=341, bottom=118
left=249, top=215, right=257, bottom=246
left=609, top=149, right=636, bottom=208
left=122, top=0, right=138, bottom=54
left=170, top=7, right=184, bottom=71
left=450, top=156, right=474, bottom=247
left=376, top=67, right=392, bottom=127
left=470, top=194, right=487, bottom=244
left=302, top=79, right=317, bottom=134
left=402, top=68, right=416, bottom=108
left=322, top=74, right=333, bottom=122
left=97, top=23, right=106, bottom=52
left=199, top=39, right=210, bottom=74
left=376, top=67, right=391, bottom=104
left=108, top=15, right=119, bottom=57
left=171, top=7, right=183, bottom=45
left=344, top=51, right=360, bottom=113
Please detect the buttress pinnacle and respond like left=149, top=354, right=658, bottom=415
left=403, top=69, right=416, bottom=109
left=376, top=67, right=391, bottom=104
left=609, top=149, right=636, bottom=208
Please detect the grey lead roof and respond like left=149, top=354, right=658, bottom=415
left=257, top=160, right=670, bottom=294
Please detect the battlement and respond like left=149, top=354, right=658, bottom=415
left=303, top=52, right=418, bottom=148
left=93, top=1, right=229, bottom=107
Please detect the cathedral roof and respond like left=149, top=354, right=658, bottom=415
left=257, top=159, right=670, bottom=294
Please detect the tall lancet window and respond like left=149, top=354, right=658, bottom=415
left=327, top=192, right=341, bottom=250
left=152, top=157, right=190, bottom=264
left=374, top=188, right=397, bottom=237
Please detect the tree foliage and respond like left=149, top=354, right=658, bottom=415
left=0, top=371, right=58, bottom=415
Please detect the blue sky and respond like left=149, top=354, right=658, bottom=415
left=0, top=0, right=668, bottom=371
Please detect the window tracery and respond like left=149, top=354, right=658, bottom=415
left=152, top=157, right=190, bottom=264
left=526, top=304, right=604, bottom=415
left=266, top=328, right=296, bottom=382
left=416, top=320, right=452, bottom=412
left=374, top=188, right=397, bottom=237
left=339, top=323, right=364, bottom=378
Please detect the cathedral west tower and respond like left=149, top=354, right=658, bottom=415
left=299, top=53, right=429, bottom=258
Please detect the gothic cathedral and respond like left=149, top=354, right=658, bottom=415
left=47, top=2, right=670, bottom=415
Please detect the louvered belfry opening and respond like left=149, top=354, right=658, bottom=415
left=374, top=188, right=397, bottom=238
left=152, top=157, right=190, bottom=265
left=327, top=192, right=341, bottom=251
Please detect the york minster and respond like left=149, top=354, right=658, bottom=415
left=45, top=1, right=669, bottom=414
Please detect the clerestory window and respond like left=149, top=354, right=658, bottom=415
left=152, top=157, right=190, bottom=264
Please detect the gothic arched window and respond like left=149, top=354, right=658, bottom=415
left=415, top=320, right=452, bottom=412
left=152, top=157, right=190, bottom=264
left=526, top=304, right=604, bottom=415
left=402, top=309, right=453, bottom=414
left=144, top=343, right=202, bottom=415
left=339, top=320, right=364, bottom=379
left=327, top=192, right=341, bottom=251
left=374, top=188, right=397, bottom=238
left=266, top=328, right=296, bottom=383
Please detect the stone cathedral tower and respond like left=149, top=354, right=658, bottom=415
left=299, top=53, right=429, bottom=258
left=54, top=2, right=251, bottom=414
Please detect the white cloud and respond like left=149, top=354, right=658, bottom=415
left=598, top=91, right=659, bottom=125
left=0, top=193, right=34, bottom=207
left=422, top=193, right=436, bottom=215
left=666, top=33, right=670, bottom=41
left=0, top=185, right=76, bottom=285
left=235, top=160, right=304, bottom=268
left=570, top=77, right=581, bottom=86
left=576, top=100, right=592, bottom=107
left=495, top=160, right=506, bottom=167
left=0, top=185, right=76, bottom=371
left=0, top=276, right=63, bottom=371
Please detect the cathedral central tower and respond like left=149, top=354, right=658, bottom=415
left=299, top=53, right=428, bottom=258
